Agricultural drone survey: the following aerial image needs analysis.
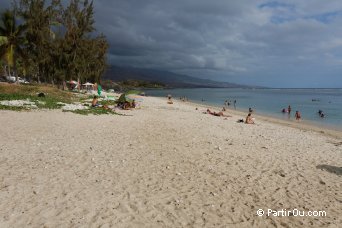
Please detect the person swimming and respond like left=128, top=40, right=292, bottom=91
left=206, top=109, right=231, bottom=117
left=318, top=110, right=325, bottom=118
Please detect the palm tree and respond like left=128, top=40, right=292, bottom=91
left=0, top=9, right=26, bottom=82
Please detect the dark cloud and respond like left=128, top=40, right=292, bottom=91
left=90, top=0, right=342, bottom=87
left=1, top=0, right=342, bottom=87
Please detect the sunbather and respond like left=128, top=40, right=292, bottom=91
left=206, top=109, right=231, bottom=117
left=92, top=96, right=99, bottom=107
left=245, top=113, right=255, bottom=124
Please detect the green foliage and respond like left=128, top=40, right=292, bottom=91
left=125, top=90, right=142, bottom=95
left=99, top=100, right=117, bottom=106
left=0, top=83, right=74, bottom=101
left=0, top=93, right=67, bottom=109
left=0, top=104, right=26, bottom=111
left=66, top=108, right=122, bottom=116
left=0, top=83, right=73, bottom=110
left=119, top=79, right=165, bottom=90
left=2, top=0, right=109, bottom=85
left=0, top=9, right=26, bottom=79
left=0, top=83, right=122, bottom=115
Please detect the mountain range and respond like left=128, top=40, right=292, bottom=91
left=103, top=66, right=249, bottom=88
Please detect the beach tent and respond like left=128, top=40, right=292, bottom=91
left=82, top=82, right=94, bottom=91
left=67, top=80, right=78, bottom=85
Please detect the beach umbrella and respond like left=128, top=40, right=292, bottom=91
left=82, top=82, right=94, bottom=86
left=67, top=80, right=78, bottom=84
left=82, top=82, right=94, bottom=91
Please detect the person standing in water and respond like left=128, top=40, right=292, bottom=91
left=288, top=105, right=292, bottom=113
left=295, top=111, right=301, bottom=120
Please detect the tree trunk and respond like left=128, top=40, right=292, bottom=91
left=12, top=54, right=19, bottom=84
left=77, top=76, right=80, bottom=92
left=63, top=80, right=67, bottom=90
left=6, top=65, right=10, bottom=77
left=37, top=71, right=40, bottom=84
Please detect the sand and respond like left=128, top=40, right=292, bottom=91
left=0, top=96, right=341, bottom=227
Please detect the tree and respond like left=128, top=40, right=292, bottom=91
left=16, top=0, right=61, bottom=83
left=62, top=0, right=95, bottom=84
left=0, top=9, right=26, bottom=82
left=10, top=0, right=109, bottom=86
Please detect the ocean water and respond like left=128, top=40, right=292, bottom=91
left=145, top=88, right=342, bottom=130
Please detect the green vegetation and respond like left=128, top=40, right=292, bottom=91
left=119, top=79, right=165, bottom=89
left=125, top=90, right=142, bottom=95
left=102, top=79, right=165, bottom=92
left=0, top=83, right=123, bottom=115
left=0, top=9, right=26, bottom=82
left=66, top=108, right=123, bottom=116
left=0, top=104, right=26, bottom=111
left=0, top=83, right=73, bottom=109
left=0, top=0, right=108, bottom=86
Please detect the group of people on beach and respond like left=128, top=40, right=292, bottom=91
left=206, top=108, right=231, bottom=118
left=92, top=95, right=136, bottom=110
left=206, top=107, right=255, bottom=124
left=224, top=100, right=237, bottom=109
left=179, top=96, right=188, bottom=102
left=281, top=105, right=301, bottom=120
left=281, top=104, right=327, bottom=119
left=167, top=94, right=256, bottom=124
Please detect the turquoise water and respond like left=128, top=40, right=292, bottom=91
left=145, top=88, right=342, bottom=130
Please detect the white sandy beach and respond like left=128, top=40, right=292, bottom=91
left=0, top=96, right=341, bottom=227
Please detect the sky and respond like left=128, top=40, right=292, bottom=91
left=2, top=0, right=342, bottom=88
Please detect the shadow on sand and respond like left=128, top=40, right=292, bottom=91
left=316, top=165, right=342, bottom=176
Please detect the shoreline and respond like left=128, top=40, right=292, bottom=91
left=153, top=96, right=342, bottom=139
left=145, top=87, right=342, bottom=133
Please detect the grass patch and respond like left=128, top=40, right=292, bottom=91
left=100, top=100, right=117, bottom=106
left=0, top=83, right=74, bottom=101
left=0, top=83, right=75, bottom=110
left=0, top=104, right=27, bottom=111
left=0, top=93, right=68, bottom=109
left=126, top=90, right=142, bottom=95
left=65, top=107, right=123, bottom=116
left=0, top=83, right=128, bottom=116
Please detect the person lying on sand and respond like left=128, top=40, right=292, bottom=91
left=116, top=101, right=134, bottom=110
left=245, top=113, right=255, bottom=124
left=206, top=109, right=231, bottom=117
